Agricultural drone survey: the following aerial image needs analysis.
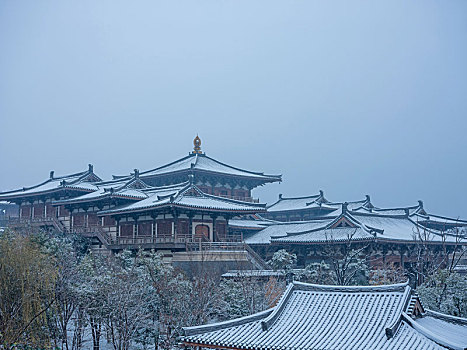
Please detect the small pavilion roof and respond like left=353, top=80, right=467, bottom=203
left=98, top=182, right=266, bottom=216
left=351, top=198, right=423, bottom=216
left=0, top=165, right=101, bottom=201
left=182, top=281, right=466, bottom=350
left=266, top=190, right=334, bottom=213
left=266, top=191, right=372, bottom=214
left=352, top=199, right=467, bottom=232
left=53, top=171, right=150, bottom=206
left=411, top=207, right=467, bottom=231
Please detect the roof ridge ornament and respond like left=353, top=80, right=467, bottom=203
left=192, top=135, right=203, bottom=154
left=50, top=171, right=54, bottom=179
left=365, top=195, right=374, bottom=211
left=188, top=174, right=195, bottom=184
left=342, top=202, right=348, bottom=213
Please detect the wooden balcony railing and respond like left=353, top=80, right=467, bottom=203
left=7, top=216, right=66, bottom=232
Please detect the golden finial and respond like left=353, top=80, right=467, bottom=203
left=192, top=135, right=202, bottom=154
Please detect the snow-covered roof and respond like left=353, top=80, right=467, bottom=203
left=412, top=310, right=467, bottom=349
left=0, top=165, right=102, bottom=200
left=266, top=192, right=383, bottom=215
left=53, top=175, right=149, bottom=205
left=246, top=205, right=465, bottom=245
left=266, top=193, right=425, bottom=217
left=221, top=270, right=286, bottom=278
left=114, top=152, right=281, bottom=184
left=221, top=269, right=305, bottom=278
left=273, top=226, right=375, bottom=243
left=245, top=219, right=332, bottom=244
left=98, top=183, right=266, bottom=216
left=266, top=191, right=336, bottom=213
left=411, top=210, right=467, bottom=232
left=229, top=218, right=277, bottom=230
left=182, top=281, right=464, bottom=350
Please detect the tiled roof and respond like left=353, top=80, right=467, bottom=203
left=221, top=269, right=304, bottom=278
left=411, top=211, right=467, bottom=231
left=266, top=193, right=423, bottom=217
left=182, top=281, right=464, bottom=350
left=247, top=207, right=465, bottom=245
left=266, top=191, right=336, bottom=213
left=115, top=153, right=281, bottom=183
left=245, top=219, right=331, bottom=244
left=229, top=218, right=277, bottom=230
left=52, top=170, right=156, bottom=206
left=0, top=165, right=101, bottom=200
left=98, top=183, right=266, bottom=216
left=412, top=310, right=467, bottom=349
left=273, top=226, right=375, bottom=243
left=52, top=177, right=149, bottom=205
left=266, top=192, right=380, bottom=215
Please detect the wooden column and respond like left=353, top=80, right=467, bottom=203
left=225, top=214, right=231, bottom=237
left=400, top=246, right=405, bottom=269
left=188, top=213, right=193, bottom=240
left=133, top=217, right=138, bottom=238
left=173, top=211, right=178, bottom=241
left=211, top=214, right=217, bottom=242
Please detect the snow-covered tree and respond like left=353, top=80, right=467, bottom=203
left=369, top=262, right=406, bottom=286
left=103, top=251, right=159, bottom=350
left=35, top=231, right=88, bottom=350
left=218, top=275, right=285, bottom=318
left=410, top=225, right=466, bottom=286
left=298, top=261, right=334, bottom=284
left=77, top=253, right=109, bottom=350
left=417, top=270, right=467, bottom=317
left=328, top=247, right=369, bottom=286
left=269, top=249, right=297, bottom=272
left=0, top=229, right=56, bottom=348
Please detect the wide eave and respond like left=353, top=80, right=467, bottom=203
left=98, top=183, right=267, bottom=216
left=182, top=281, right=466, bottom=350
left=115, top=153, right=282, bottom=185
left=0, top=166, right=101, bottom=201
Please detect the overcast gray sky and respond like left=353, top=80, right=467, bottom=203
left=0, top=0, right=466, bottom=217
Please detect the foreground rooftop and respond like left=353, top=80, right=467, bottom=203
left=182, top=281, right=467, bottom=350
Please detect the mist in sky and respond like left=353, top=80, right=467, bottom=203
left=0, top=0, right=466, bottom=217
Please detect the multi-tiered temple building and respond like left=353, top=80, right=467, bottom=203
left=1, top=137, right=466, bottom=272
left=0, top=137, right=279, bottom=268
